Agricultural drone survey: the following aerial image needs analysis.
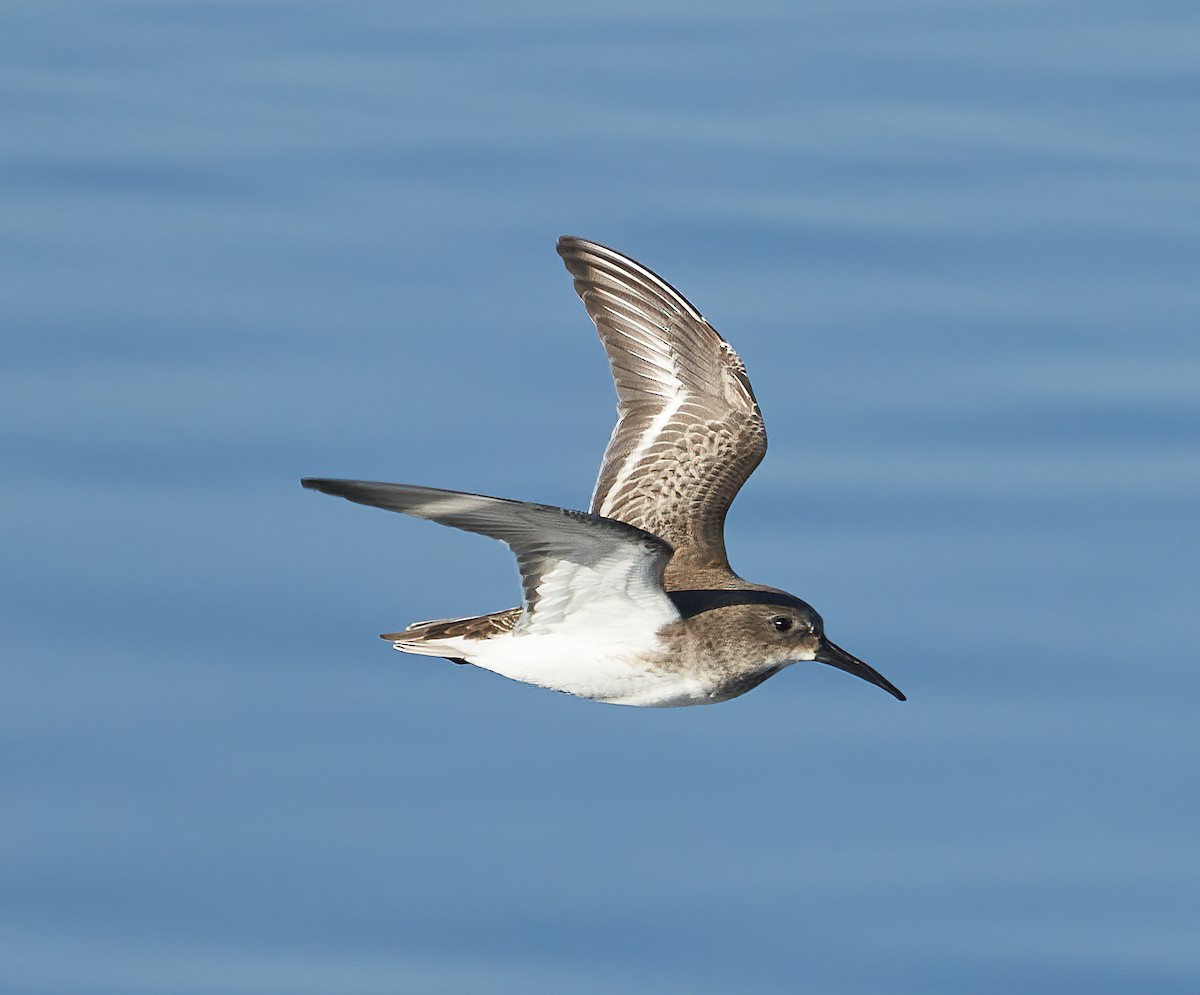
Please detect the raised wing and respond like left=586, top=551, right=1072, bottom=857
left=557, top=237, right=767, bottom=577
left=301, top=479, right=681, bottom=640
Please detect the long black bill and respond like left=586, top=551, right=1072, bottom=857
left=815, top=639, right=906, bottom=701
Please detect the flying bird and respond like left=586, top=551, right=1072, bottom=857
left=303, top=237, right=904, bottom=707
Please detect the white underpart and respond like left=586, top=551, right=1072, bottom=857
left=426, top=631, right=711, bottom=707
left=420, top=543, right=702, bottom=706
left=394, top=555, right=706, bottom=706
left=393, top=622, right=709, bottom=706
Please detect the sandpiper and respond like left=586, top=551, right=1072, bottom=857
left=303, top=237, right=905, bottom=707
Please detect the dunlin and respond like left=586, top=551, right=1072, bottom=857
left=303, top=237, right=904, bottom=707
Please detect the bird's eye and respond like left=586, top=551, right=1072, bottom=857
left=771, top=616, right=793, bottom=633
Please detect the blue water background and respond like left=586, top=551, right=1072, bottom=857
left=3, top=1, right=1198, bottom=991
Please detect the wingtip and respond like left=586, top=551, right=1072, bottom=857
left=556, top=234, right=592, bottom=258
left=557, top=234, right=625, bottom=260
left=301, top=477, right=353, bottom=499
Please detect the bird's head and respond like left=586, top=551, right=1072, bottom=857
left=670, top=589, right=906, bottom=701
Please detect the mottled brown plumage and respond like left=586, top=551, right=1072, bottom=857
left=558, top=237, right=767, bottom=585
left=382, top=607, right=520, bottom=643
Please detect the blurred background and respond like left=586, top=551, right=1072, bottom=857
left=3, top=1, right=1198, bottom=992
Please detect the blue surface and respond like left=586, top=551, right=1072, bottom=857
left=3, top=1, right=1198, bottom=991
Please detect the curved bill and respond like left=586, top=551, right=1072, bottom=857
left=815, top=639, right=906, bottom=701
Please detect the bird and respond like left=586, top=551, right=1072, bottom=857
left=302, top=236, right=905, bottom=708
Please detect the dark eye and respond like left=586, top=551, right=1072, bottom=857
left=771, top=616, right=793, bottom=633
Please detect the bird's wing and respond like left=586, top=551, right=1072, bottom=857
left=556, top=236, right=767, bottom=575
left=302, top=479, right=681, bottom=640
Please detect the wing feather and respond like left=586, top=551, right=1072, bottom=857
left=301, top=479, right=681, bottom=639
left=557, top=237, right=767, bottom=577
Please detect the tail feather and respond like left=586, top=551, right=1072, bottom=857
left=381, top=607, right=521, bottom=659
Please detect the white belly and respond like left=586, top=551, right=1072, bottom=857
left=399, top=631, right=712, bottom=707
